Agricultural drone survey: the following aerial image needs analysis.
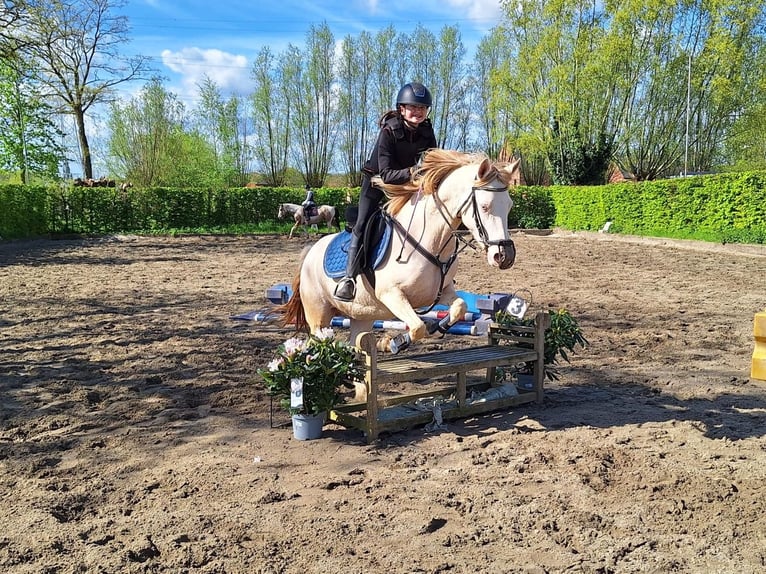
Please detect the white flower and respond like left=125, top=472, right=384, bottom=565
left=267, top=357, right=284, bottom=372
left=282, top=337, right=305, bottom=357
left=314, top=327, right=335, bottom=341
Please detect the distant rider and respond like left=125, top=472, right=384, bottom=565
left=301, top=185, right=317, bottom=221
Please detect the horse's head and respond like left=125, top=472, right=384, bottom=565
left=378, top=149, right=518, bottom=269
left=456, top=157, right=517, bottom=269
left=277, top=204, right=286, bottom=219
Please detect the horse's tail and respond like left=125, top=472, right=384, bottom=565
left=276, top=247, right=310, bottom=332
left=332, top=206, right=341, bottom=231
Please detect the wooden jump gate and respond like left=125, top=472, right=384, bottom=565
left=329, top=311, right=550, bottom=442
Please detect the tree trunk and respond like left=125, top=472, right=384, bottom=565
left=74, top=106, right=93, bottom=179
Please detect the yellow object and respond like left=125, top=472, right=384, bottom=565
left=752, top=311, right=766, bottom=380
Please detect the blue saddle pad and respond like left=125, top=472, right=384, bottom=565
left=323, top=226, right=392, bottom=278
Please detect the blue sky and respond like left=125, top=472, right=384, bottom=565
left=119, top=0, right=504, bottom=101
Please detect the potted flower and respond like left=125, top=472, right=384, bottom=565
left=258, top=328, right=363, bottom=440
left=494, top=308, right=588, bottom=387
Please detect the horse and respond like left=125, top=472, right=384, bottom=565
left=280, top=149, right=520, bottom=397
left=277, top=203, right=340, bottom=238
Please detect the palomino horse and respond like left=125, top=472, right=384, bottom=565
left=281, top=149, right=519, bottom=375
left=277, top=203, right=339, bottom=238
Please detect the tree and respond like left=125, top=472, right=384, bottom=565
left=1, top=1, right=26, bottom=59
left=19, top=0, right=152, bottom=179
left=371, top=26, right=400, bottom=116
left=336, top=32, right=376, bottom=186
left=250, top=47, right=290, bottom=186
left=502, top=0, right=619, bottom=185
left=283, top=23, right=336, bottom=187
left=194, top=76, right=251, bottom=187
left=616, top=0, right=759, bottom=179
left=0, top=59, right=65, bottom=182
left=684, top=2, right=761, bottom=174
left=474, top=28, right=514, bottom=160
left=106, top=78, right=185, bottom=186
left=721, top=36, right=766, bottom=170
left=491, top=0, right=764, bottom=182
left=433, top=26, right=467, bottom=150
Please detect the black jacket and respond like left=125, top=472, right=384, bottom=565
left=363, top=115, right=437, bottom=184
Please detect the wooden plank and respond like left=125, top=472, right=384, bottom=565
left=339, top=392, right=539, bottom=436
left=374, top=345, right=537, bottom=385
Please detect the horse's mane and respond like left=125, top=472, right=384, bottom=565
left=380, top=149, right=504, bottom=216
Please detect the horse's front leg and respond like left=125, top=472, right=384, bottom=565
left=375, top=291, right=428, bottom=354
left=432, top=285, right=467, bottom=334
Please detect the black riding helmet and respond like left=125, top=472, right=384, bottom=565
left=396, top=82, right=432, bottom=108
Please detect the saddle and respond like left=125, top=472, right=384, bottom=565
left=323, top=209, right=392, bottom=286
left=303, top=203, right=317, bottom=219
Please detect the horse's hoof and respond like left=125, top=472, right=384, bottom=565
left=389, top=333, right=411, bottom=354
left=376, top=336, right=391, bottom=353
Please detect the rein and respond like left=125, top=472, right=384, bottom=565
left=385, top=211, right=460, bottom=314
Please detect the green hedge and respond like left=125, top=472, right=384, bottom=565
left=0, top=185, right=358, bottom=239
left=2, top=173, right=765, bottom=244
left=546, top=171, right=766, bottom=243
left=0, top=184, right=50, bottom=239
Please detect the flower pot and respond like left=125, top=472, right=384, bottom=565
left=291, top=412, right=326, bottom=440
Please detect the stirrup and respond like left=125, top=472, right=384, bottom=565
left=334, top=277, right=356, bottom=301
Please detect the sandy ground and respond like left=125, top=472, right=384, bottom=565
left=1, top=230, right=765, bottom=574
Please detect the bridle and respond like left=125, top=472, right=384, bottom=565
left=453, top=183, right=516, bottom=252
left=387, top=177, right=514, bottom=312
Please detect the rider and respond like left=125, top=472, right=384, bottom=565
left=301, top=184, right=317, bottom=221
left=334, top=81, right=437, bottom=302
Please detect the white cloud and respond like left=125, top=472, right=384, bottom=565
left=160, top=47, right=252, bottom=96
left=445, top=0, right=503, bottom=21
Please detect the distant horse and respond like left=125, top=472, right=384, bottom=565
left=277, top=203, right=340, bottom=238
left=281, top=149, right=519, bottom=366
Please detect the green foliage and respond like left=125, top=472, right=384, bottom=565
left=192, top=79, right=249, bottom=187
left=28, top=184, right=352, bottom=236
left=3, top=172, right=765, bottom=244
left=18, top=0, right=154, bottom=179
left=494, top=308, right=588, bottom=381
left=0, top=184, right=49, bottom=238
left=547, top=121, right=613, bottom=185
left=0, top=62, right=65, bottom=182
left=508, top=187, right=556, bottom=229
left=257, top=329, right=363, bottom=415
left=548, top=171, right=766, bottom=243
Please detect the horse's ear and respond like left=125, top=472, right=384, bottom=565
left=500, top=157, right=521, bottom=185
left=477, top=157, right=493, bottom=180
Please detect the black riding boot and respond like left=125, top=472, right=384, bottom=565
left=334, top=234, right=361, bottom=301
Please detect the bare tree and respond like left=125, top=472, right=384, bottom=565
left=336, top=32, right=376, bottom=186
left=19, top=0, right=152, bottom=179
left=284, top=23, right=335, bottom=187
left=433, top=25, right=467, bottom=150
left=250, top=47, right=290, bottom=186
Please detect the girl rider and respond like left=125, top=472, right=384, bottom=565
left=334, top=81, right=437, bottom=301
